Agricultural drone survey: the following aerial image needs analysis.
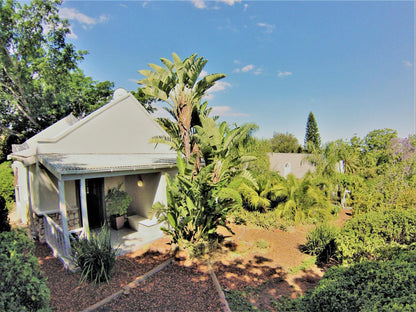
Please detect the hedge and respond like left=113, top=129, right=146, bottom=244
left=0, top=230, right=50, bottom=311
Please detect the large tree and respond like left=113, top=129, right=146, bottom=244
left=137, top=53, right=225, bottom=164
left=304, top=111, right=321, bottom=151
left=271, top=132, right=302, bottom=153
left=0, top=0, right=114, bottom=158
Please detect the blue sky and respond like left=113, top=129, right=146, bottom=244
left=60, top=0, right=415, bottom=144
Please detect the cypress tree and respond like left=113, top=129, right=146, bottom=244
left=304, top=111, right=321, bottom=151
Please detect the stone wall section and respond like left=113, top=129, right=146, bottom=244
left=31, top=208, right=81, bottom=242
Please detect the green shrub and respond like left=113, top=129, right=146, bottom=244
left=0, top=230, right=50, bottom=311
left=0, top=161, right=15, bottom=211
left=230, top=208, right=289, bottom=231
left=337, top=209, right=416, bottom=263
left=71, top=227, right=117, bottom=285
left=104, top=184, right=132, bottom=216
left=278, top=252, right=416, bottom=312
left=0, top=196, right=11, bottom=232
left=302, top=223, right=338, bottom=264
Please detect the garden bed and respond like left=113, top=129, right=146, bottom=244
left=36, top=211, right=351, bottom=311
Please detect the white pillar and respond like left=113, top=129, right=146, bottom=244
left=58, top=180, right=71, bottom=256
left=153, top=172, right=168, bottom=207
left=80, top=178, right=90, bottom=239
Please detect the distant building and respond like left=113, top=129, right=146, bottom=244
left=268, top=153, right=315, bottom=178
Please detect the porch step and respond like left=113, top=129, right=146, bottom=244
left=128, top=215, right=159, bottom=231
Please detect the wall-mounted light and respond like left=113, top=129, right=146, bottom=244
left=137, top=175, right=144, bottom=187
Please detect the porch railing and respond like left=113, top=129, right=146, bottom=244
left=44, top=215, right=71, bottom=258
left=43, top=215, right=84, bottom=266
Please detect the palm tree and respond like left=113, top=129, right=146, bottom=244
left=274, top=174, right=332, bottom=224
left=138, top=53, right=225, bottom=163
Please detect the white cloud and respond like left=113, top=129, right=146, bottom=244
left=254, top=67, right=262, bottom=76
left=142, top=2, right=149, bottom=8
left=202, top=80, right=232, bottom=100
left=210, top=106, right=249, bottom=117
left=403, top=60, right=413, bottom=68
left=208, top=81, right=232, bottom=93
left=191, top=0, right=207, bottom=9
left=198, top=70, right=208, bottom=79
left=190, top=0, right=241, bottom=9
left=233, top=64, right=262, bottom=75
left=257, top=22, right=275, bottom=34
left=217, top=0, right=241, bottom=5
left=243, top=3, right=248, bottom=11
left=59, top=8, right=108, bottom=31
left=241, top=64, right=254, bottom=72
left=278, top=71, right=292, bottom=78
left=67, top=26, right=78, bottom=39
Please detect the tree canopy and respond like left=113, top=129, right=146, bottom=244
left=304, top=111, right=321, bottom=151
left=0, top=0, right=114, bottom=159
left=270, top=132, right=302, bottom=153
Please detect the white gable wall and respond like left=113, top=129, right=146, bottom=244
left=36, top=94, right=173, bottom=155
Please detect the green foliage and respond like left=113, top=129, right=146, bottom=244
left=0, top=161, right=14, bottom=211
left=0, top=229, right=50, bottom=311
left=104, top=185, right=132, bottom=216
left=229, top=207, right=289, bottom=231
left=0, top=0, right=113, bottom=159
left=225, top=290, right=259, bottom=312
left=155, top=153, right=240, bottom=246
left=153, top=112, right=256, bottom=250
left=138, top=52, right=225, bottom=163
left=364, top=128, right=398, bottom=152
left=337, top=209, right=416, bottom=263
left=304, top=111, right=321, bottom=151
left=302, top=223, right=338, bottom=264
left=242, top=137, right=272, bottom=174
left=271, top=132, right=302, bottom=153
left=0, top=196, right=11, bottom=232
left=274, top=174, right=333, bottom=224
left=131, top=87, right=157, bottom=113
left=279, top=251, right=416, bottom=312
left=71, top=226, right=117, bottom=285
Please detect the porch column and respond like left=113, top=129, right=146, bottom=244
left=154, top=172, right=168, bottom=207
left=58, top=180, right=71, bottom=256
left=80, top=178, right=90, bottom=239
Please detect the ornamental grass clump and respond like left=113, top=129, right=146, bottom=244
left=302, top=223, right=339, bottom=264
left=72, top=226, right=117, bottom=285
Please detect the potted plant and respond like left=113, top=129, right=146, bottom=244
left=105, top=184, right=132, bottom=230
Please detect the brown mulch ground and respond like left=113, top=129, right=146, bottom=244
left=36, top=209, right=351, bottom=312
left=35, top=241, right=172, bottom=312
left=97, top=262, right=223, bottom=312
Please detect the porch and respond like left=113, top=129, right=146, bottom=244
left=109, top=225, right=165, bottom=256
left=43, top=213, right=167, bottom=268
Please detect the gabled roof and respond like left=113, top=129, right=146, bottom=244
left=9, top=88, right=177, bottom=175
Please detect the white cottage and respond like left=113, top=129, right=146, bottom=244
left=8, top=89, right=176, bottom=263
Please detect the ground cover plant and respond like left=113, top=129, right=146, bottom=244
left=278, top=248, right=416, bottom=312
left=336, top=208, right=416, bottom=263
left=302, top=223, right=339, bottom=264
left=0, top=230, right=50, bottom=311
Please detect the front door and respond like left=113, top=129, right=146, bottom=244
left=86, top=178, right=105, bottom=229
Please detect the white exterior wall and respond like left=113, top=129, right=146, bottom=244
left=30, top=165, right=78, bottom=214
left=11, top=161, right=29, bottom=224
left=36, top=94, right=173, bottom=155
left=125, top=173, right=160, bottom=218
